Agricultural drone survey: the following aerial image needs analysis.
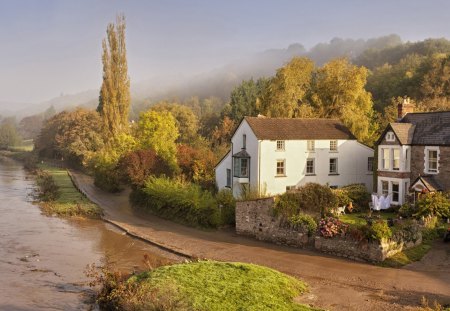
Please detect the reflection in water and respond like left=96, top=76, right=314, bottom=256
left=0, top=158, right=180, bottom=310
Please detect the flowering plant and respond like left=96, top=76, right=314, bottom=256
left=319, top=217, right=348, bottom=238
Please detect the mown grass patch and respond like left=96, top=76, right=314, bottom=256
left=379, top=243, right=432, bottom=268
left=98, top=261, right=319, bottom=311
left=37, top=164, right=101, bottom=218
left=339, top=212, right=396, bottom=226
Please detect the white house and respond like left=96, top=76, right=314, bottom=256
left=215, top=116, right=374, bottom=198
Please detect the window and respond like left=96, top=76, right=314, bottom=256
left=307, top=140, right=315, bottom=152
left=329, top=158, right=338, bottom=174
left=306, top=158, right=315, bottom=175
left=233, top=158, right=249, bottom=178
left=330, top=140, right=338, bottom=151
left=392, top=182, right=399, bottom=202
left=382, top=148, right=390, bottom=170
left=276, top=160, right=285, bottom=176
left=381, top=181, right=389, bottom=196
left=393, top=149, right=400, bottom=170
left=276, top=140, right=285, bottom=151
left=243, top=134, right=246, bottom=149
left=428, top=149, right=438, bottom=173
left=385, top=131, right=395, bottom=142
left=367, top=157, right=374, bottom=172
left=226, top=169, right=231, bottom=187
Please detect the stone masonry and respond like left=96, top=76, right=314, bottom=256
left=411, top=145, right=450, bottom=190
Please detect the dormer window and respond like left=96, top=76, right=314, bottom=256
left=276, top=140, right=285, bottom=151
left=307, top=140, right=315, bottom=152
left=243, top=134, right=246, bottom=149
left=385, top=131, right=395, bottom=142
left=330, top=140, right=338, bottom=151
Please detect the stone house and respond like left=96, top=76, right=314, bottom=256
left=376, top=99, right=450, bottom=205
left=215, top=116, right=374, bottom=198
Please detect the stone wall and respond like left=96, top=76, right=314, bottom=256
left=235, top=197, right=312, bottom=248
left=411, top=145, right=450, bottom=191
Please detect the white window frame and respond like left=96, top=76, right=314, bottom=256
left=276, top=140, right=285, bottom=151
left=392, top=148, right=400, bottom=171
left=330, top=140, right=338, bottom=151
left=381, top=181, right=389, bottom=196
left=276, top=159, right=286, bottom=176
left=307, top=140, right=315, bottom=152
left=392, top=182, right=400, bottom=203
left=424, top=146, right=439, bottom=174
left=306, top=158, right=315, bottom=175
left=329, top=158, right=338, bottom=174
left=381, top=148, right=390, bottom=170
left=385, top=131, right=395, bottom=142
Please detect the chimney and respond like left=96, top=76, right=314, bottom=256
left=397, top=97, right=414, bottom=121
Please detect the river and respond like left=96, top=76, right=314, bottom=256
left=0, top=158, right=181, bottom=310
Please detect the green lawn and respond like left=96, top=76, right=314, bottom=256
left=339, top=212, right=397, bottom=226
left=37, top=164, right=102, bottom=217
left=118, top=261, right=319, bottom=311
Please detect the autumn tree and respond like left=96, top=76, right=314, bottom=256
left=263, top=57, right=315, bottom=118
left=97, top=14, right=130, bottom=138
left=0, top=117, right=21, bottom=149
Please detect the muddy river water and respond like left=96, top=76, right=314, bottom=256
left=0, top=158, right=180, bottom=310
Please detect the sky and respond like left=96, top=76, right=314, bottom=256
left=1, top=0, right=450, bottom=105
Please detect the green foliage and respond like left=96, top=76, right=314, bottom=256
left=0, top=117, right=21, bottom=149
left=92, top=151, right=122, bottom=193
left=398, top=203, right=417, bottom=218
left=289, top=214, right=318, bottom=236
left=122, top=261, right=313, bottom=311
left=136, top=110, right=179, bottom=171
left=380, top=244, right=432, bottom=268
left=275, top=183, right=338, bottom=217
left=339, top=184, right=371, bottom=210
left=416, top=192, right=450, bottom=218
left=35, top=169, right=60, bottom=201
left=97, top=14, right=130, bottom=138
left=216, top=189, right=236, bottom=226
left=332, top=189, right=352, bottom=207
left=131, top=176, right=220, bottom=228
left=367, top=220, right=392, bottom=241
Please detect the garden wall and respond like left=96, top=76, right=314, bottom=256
left=235, top=197, right=312, bottom=248
left=236, top=199, right=422, bottom=262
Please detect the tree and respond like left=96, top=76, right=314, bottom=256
left=97, top=14, right=130, bottom=138
left=19, top=114, right=44, bottom=140
left=311, top=58, right=375, bottom=143
left=136, top=110, right=179, bottom=169
left=0, top=117, right=21, bottom=149
left=263, top=57, right=315, bottom=118
left=150, top=102, right=199, bottom=143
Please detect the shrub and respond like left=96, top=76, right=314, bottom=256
left=339, top=184, right=371, bottom=210
left=92, top=153, right=121, bottom=193
left=131, top=176, right=220, bottom=228
left=398, top=203, right=417, bottom=218
left=216, top=189, right=236, bottom=226
left=416, top=192, right=450, bottom=218
left=35, top=169, right=60, bottom=201
left=275, top=183, right=337, bottom=217
left=289, top=214, right=317, bottom=236
left=332, top=189, right=352, bottom=207
left=319, top=217, right=348, bottom=238
left=367, top=220, right=392, bottom=241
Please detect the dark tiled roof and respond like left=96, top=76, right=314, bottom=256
left=411, top=175, right=443, bottom=192
left=401, top=111, right=450, bottom=145
left=233, top=149, right=251, bottom=158
left=390, top=123, right=415, bottom=144
left=244, top=117, right=356, bottom=140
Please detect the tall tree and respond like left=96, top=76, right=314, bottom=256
left=97, top=14, right=130, bottom=137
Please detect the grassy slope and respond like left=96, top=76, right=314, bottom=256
left=38, top=164, right=101, bottom=217
left=128, top=261, right=318, bottom=311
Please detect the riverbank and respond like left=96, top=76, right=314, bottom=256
left=70, top=170, right=450, bottom=311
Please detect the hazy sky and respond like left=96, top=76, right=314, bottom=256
left=1, top=0, right=450, bottom=105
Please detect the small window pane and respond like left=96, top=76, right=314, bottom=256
left=307, top=140, right=315, bottom=151
left=226, top=169, right=231, bottom=187
left=381, top=181, right=389, bottom=196
left=367, top=157, right=374, bottom=171
left=330, top=140, right=337, bottom=151
left=276, top=140, right=285, bottom=151
left=382, top=148, right=390, bottom=169
left=276, top=160, right=285, bottom=176
left=392, top=183, right=399, bottom=202
left=306, top=159, right=315, bottom=174
left=393, top=149, right=400, bottom=170
left=241, top=158, right=248, bottom=177
left=428, top=150, right=438, bottom=172
left=329, top=158, right=338, bottom=174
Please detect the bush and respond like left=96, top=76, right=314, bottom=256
left=319, top=217, right=348, bottom=238
left=216, top=189, right=236, bottom=226
left=398, top=203, right=417, bottom=218
left=367, top=220, right=392, bottom=241
left=339, top=184, right=371, bottom=210
left=35, top=169, right=60, bottom=201
left=416, top=192, right=450, bottom=218
left=131, top=176, right=220, bottom=228
left=289, top=214, right=317, bottom=236
left=332, top=189, right=352, bottom=207
left=275, top=183, right=337, bottom=217
left=391, top=220, right=421, bottom=243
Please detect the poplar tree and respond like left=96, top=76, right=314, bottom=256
left=97, top=14, right=130, bottom=138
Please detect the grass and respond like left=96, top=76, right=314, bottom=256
left=339, top=212, right=397, bottom=226
left=121, top=261, right=318, bottom=311
left=379, top=243, right=432, bottom=268
left=37, top=164, right=102, bottom=218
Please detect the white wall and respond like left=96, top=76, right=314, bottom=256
left=377, top=177, right=410, bottom=205
left=259, top=139, right=373, bottom=196
left=215, top=151, right=231, bottom=190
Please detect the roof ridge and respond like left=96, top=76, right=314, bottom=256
left=245, top=116, right=342, bottom=121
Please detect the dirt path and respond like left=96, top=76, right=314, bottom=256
left=70, top=171, right=450, bottom=311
